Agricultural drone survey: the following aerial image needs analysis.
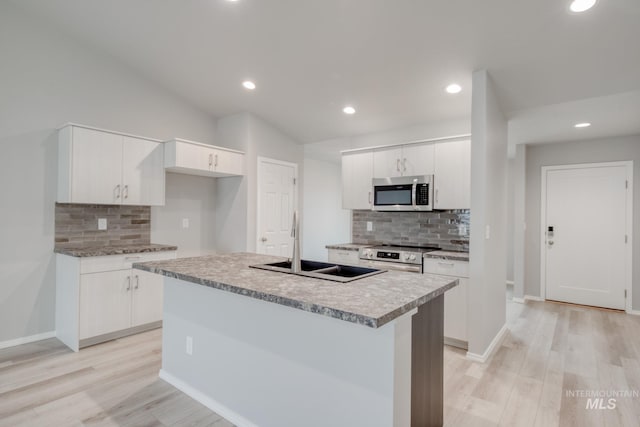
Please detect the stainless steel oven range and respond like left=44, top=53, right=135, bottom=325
left=359, top=245, right=440, bottom=273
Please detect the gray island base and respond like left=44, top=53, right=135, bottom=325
left=134, top=253, right=458, bottom=427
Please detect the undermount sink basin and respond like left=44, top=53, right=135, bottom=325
left=249, top=259, right=386, bottom=283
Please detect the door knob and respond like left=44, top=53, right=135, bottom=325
left=548, top=240, right=554, bottom=246
left=260, top=237, right=267, bottom=242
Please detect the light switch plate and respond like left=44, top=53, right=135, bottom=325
left=182, top=218, right=189, bottom=229
left=367, top=221, right=373, bottom=232
left=98, top=218, right=107, bottom=230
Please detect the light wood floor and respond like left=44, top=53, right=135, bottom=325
left=1, top=298, right=639, bottom=427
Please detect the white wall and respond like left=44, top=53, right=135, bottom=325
left=468, top=70, right=508, bottom=358
left=304, top=118, right=471, bottom=163
left=522, top=135, right=640, bottom=310
left=151, top=173, right=217, bottom=258
left=302, top=156, right=351, bottom=261
left=0, top=3, right=218, bottom=342
left=215, top=113, right=304, bottom=253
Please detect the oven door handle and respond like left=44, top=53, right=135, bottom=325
left=359, top=259, right=422, bottom=273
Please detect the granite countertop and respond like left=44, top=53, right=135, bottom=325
left=424, top=250, right=469, bottom=262
left=134, top=252, right=458, bottom=329
left=54, top=243, right=178, bottom=257
left=325, top=243, right=371, bottom=251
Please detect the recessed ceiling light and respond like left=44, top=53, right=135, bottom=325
left=343, top=106, right=356, bottom=115
left=242, top=80, right=256, bottom=90
left=569, top=0, right=597, bottom=13
left=445, top=83, right=462, bottom=94
left=574, top=122, right=591, bottom=128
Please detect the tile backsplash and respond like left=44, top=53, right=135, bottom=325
left=352, top=210, right=470, bottom=251
left=55, top=203, right=151, bottom=248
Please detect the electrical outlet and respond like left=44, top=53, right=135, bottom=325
left=182, top=218, right=190, bottom=229
left=186, top=336, right=193, bottom=355
left=98, top=218, right=107, bottom=230
left=367, top=221, right=373, bottom=232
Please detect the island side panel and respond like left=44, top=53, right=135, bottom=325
left=160, top=277, right=414, bottom=427
left=411, top=293, right=444, bottom=427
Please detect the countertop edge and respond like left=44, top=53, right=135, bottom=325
left=133, top=262, right=458, bottom=329
left=54, top=244, right=178, bottom=257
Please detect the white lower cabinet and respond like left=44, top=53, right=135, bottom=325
left=327, top=249, right=360, bottom=266
left=423, top=258, right=469, bottom=349
left=56, top=251, right=176, bottom=351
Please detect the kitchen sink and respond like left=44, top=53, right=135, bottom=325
left=249, top=259, right=385, bottom=283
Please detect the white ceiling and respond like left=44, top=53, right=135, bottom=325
left=12, top=0, right=640, bottom=145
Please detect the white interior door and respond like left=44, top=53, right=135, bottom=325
left=542, top=163, right=631, bottom=310
left=257, top=158, right=297, bottom=256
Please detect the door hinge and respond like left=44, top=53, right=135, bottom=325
left=625, top=289, right=627, bottom=298
left=293, top=178, right=297, bottom=185
left=625, top=235, right=628, bottom=243
left=625, top=180, right=628, bottom=189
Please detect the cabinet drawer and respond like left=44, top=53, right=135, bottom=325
left=80, top=251, right=177, bottom=274
left=327, top=249, right=360, bottom=266
left=422, top=258, right=469, bottom=278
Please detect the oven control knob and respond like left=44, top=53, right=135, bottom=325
left=365, top=250, right=373, bottom=259
left=403, top=254, right=410, bottom=261
left=409, top=254, right=416, bottom=261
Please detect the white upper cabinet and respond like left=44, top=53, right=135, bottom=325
left=342, top=150, right=373, bottom=210
left=58, top=124, right=165, bottom=206
left=164, top=139, right=244, bottom=178
left=122, top=136, right=165, bottom=206
left=401, top=143, right=435, bottom=176
left=433, top=139, right=471, bottom=209
left=372, top=143, right=434, bottom=177
left=373, top=146, right=403, bottom=177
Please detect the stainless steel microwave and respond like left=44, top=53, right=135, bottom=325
left=372, top=175, right=434, bottom=211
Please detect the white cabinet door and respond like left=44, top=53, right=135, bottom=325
left=434, top=140, right=471, bottom=209
left=131, top=269, right=163, bottom=327
left=70, top=127, right=123, bottom=204
left=443, top=277, right=468, bottom=343
left=122, top=136, right=165, bottom=206
left=79, top=270, right=132, bottom=339
left=402, top=143, right=435, bottom=176
left=213, top=149, right=244, bottom=176
left=342, top=151, right=374, bottom=210
left=373, top=147, right=403, bottom=178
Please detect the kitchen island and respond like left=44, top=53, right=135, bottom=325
left=134, top=252, right=458, bottom=427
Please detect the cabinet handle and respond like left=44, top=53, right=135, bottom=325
left=396, top=159, right=400, bottom=172
left=209, top=153, right=213, bottom=167
left=368, top=191, right=372, bottom=204
left=126, top=276, right=131, bottom=291
left=403, top=158, right=407, bottom=172
left=123, top=185, right=129, bottom=199
left=435, top=189, right=439, bottom=204
left=115, top=184, right=121, bottom=199
left=214, top=154, right=219, bottom=167
left=438, top=261, right=455, bottom=267
left=134, top=275, right=139, bottom=290
left=125, top=256, right=141, bottom=260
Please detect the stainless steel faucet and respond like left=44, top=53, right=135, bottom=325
left=290, top=210, right=301, bottom=273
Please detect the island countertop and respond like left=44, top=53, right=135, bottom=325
left=133, top=252, right=457, bottom=328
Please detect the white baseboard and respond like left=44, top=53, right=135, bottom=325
left=0, top=331, right=56, bottom=350
left=628, top=310, right=640, bottom=316
left=506, top=280, right=514, bottom=286
left=524, top=295, right=545, bottom=302
left=512, top=297, right=525, bottom=304
left=159, top=369, right=258, bottom=427
left=466, top=324, right=508, bottom=363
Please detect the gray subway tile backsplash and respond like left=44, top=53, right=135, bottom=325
left=55, top=203, right=151, bottom=248
left=352, top=209, right=470, bottom=251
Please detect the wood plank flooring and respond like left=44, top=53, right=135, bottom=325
left=1, top=298, right=639, bottom=427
